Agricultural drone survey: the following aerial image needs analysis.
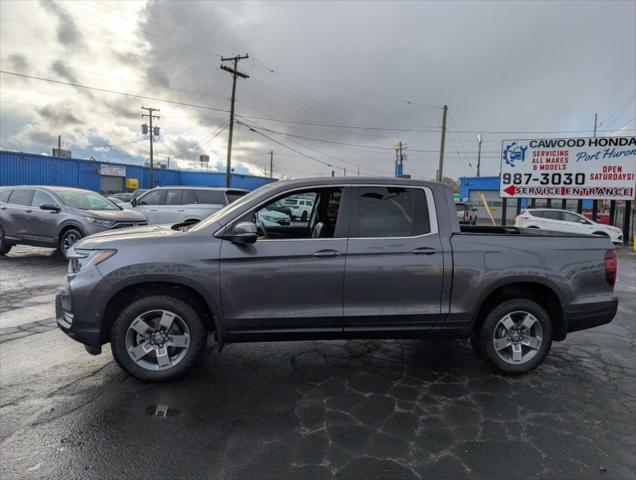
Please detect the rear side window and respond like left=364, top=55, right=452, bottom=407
left=195, top=190, right=226, bottom=204
left=530, top=210, right=544, bottom=218
left=226, top=191, right=246, bottom=204
left=8, top=189, right=34, bottom=206
left=542, top=211, right=562, bottom=220
left=32, top=191, right=57, bottom=208
left=181, top=189, right=197, bottom=205
left=138, top=189, right=165, bottom=206
left=0, top=189, right=11, bottom=203
left=351, top=187, right=430, bottom=238
left=164, top=189, right=183, bottom=206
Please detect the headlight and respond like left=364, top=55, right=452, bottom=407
left=85, top=217, right=114, bottom=227
left=68, top=248, right=117, bottom=273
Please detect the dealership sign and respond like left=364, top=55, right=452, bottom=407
left=499, top=136, right=635, bottom=200
left=99, top=164, right=126, bottom=177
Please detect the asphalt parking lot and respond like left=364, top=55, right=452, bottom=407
left=0, top=246, right=634, bottom=480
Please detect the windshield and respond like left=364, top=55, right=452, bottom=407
left=56, top=190, right=120, bottom=210
left=189, top=182, right=279, bottom=231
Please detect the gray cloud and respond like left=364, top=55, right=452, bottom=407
left=37, top=104, right=81, bottom=127
left=7, top=54, right=29, bottom=72
left=51, top=60, right=78, bottom=83
left=39, top=0, right=84, bottom=47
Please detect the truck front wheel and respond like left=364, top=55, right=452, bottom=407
left=111, top=295, right=206, bottom=382
left=473, top=298, right=553, bottom=374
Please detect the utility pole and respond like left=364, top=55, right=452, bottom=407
left=476, top=133, right=483, bottom=177
left=437, top=105, right=448, bottom=182
left=141, top=106, right=160, bottom=188
left=357, top=167, right=360, bottom=176
left=220, top=54, right=249, bottom=188
left=394, top=141, right=407, bottom=177
left=593, top=112, right=598, bottom=137
left=344, top=167, right=347, bottom=177
left=269, top=150, right=273, bottom=178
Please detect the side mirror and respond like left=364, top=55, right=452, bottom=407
left=130, top=198, right=137, bottom=207
left=223, top=221, right=258, bottom=244
left=40, top=204, right=60, bottom=212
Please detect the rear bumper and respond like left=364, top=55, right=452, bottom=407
left=565, top=299, right=618, bottom=333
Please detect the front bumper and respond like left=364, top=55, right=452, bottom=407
left=565, top=299, right=618, bottom=333
left=56, top=267, right=109, bottom=351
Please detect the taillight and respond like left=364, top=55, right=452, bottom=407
left=516, top=215, right=529, bottom=222
left=604, top=249, right=617, bottom=287
left=464, top=210, right=469, bottom=220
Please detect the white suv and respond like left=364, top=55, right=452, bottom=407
left=515, top=208, right=623, bottom=244
left=283, top=197, right=314, bottom=221
left=132, top=186, right=247, bottom=224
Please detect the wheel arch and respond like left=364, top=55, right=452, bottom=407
left=58, top=222, right=86, bottom=243
left=472, top=279, right=567, bottom=341
left=101, top=276, right=225, bottom=347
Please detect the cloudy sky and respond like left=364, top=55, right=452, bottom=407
left=1, top=0, right=635, bottom=180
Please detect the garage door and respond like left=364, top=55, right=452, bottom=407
left=100, top=176, right=123, bottom=194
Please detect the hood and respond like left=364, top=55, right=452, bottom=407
left=84, top=208, right=148, bottom=222
left=76, top=224, right=179, bottom=250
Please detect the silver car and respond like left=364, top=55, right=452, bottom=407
left=0, top=186, right=147, bottom=257
left=131, top=186, right=248, bottom=224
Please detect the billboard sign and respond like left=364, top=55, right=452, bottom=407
left=99, top=164, right=126, bottom=177
left=200, top=154, right=210, bottom=163
left=499, top=136, right=635, bottom=200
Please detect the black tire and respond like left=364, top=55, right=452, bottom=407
left=473, top=298, right=552, bottom=375
left=111, top=295, right=206, bottom=382
left=59, top=228, right=83, bottom=258
left=0, top=225, right=12, bottom=255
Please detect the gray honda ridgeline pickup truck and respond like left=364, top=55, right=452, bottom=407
left=56, top=178, right=618, bottom=382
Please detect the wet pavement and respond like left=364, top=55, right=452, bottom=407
left=0, top=246, right=634, bottom=479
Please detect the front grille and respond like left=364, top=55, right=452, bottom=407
left=111, top=221, right=148, bottom=229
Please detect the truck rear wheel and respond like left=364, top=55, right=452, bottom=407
left=473, top=298, right=552, bottom=374
left=111, top=295, right=206, bottom=382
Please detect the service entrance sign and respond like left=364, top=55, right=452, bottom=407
left=499, top=136, right=636, bottom=200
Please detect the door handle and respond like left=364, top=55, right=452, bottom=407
left=0, top=207, right=7, bottom=210
left=313, top=249, right=341, bottom=258
left=25, top=209, right=33, bottom=213
left=411, top=247, right=438, bottom=255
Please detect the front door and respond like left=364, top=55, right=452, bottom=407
left=343, top=186, right=445, bottom=330
left=134, top=189, right=165, bottom=224
left=219, top=186, right=348, bottom=332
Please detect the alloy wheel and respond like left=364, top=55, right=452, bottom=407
left=492, top=311, right=543, bottom=365
left=125, top=310, right=191, bottom=371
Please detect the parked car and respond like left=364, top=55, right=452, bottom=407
left=110, top=192, right=134, bottom=202
left=455, top=202, right=478, bottom=225
left=255, top=207, right=292, bottom=227
left=0, top=186, right=147, bottom=257
left=131, top=186, right=248, bottom=224
left=283, top=196, right=314, bottom=221
left=56, top=178, right=618, bottom=382
left=515, top=208, right=623, bottom=244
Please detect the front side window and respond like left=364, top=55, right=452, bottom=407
left=32, top=191, right=57, bottom=208
left=351, top=186, right=430, bottom=238
left=56, top=190, right=119, bottom=210
left=563, top=212, right=587, bottom=223
left=8, top=189, right=34, bottom=206
left=138, top=189, right=165, bottom=206
left=0, top=189, right=12, bottom=203
left=235, top=187, right=343, bottom=239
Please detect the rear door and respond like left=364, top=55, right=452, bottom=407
left=155, top=189, right=184, bottom=224
left=343, top=185, right=444, bottom=331
left=6, top=189, right=35, bottom=238
left=192, top=189, right=226, bottom=220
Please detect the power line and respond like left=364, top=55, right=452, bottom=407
left=0, top=70, right=231, bottom=113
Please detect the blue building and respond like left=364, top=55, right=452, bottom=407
left=0, top=150, right=276, bottom=192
